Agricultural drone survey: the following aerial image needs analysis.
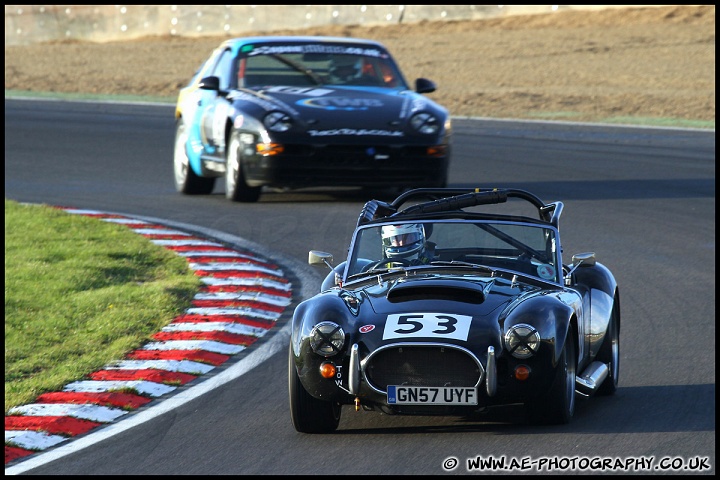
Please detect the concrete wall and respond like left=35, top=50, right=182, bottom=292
left=5, top=5, right=659, bottom=46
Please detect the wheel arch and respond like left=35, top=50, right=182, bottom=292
left=502, top=296, right=575, bottom=367
left=549, top=311, right=577, bottom=369
left=175, top=114, right=205, bottom=178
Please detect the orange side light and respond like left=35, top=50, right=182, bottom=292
left=514, top=365, right=531, bottom=381
left=426, top=145, right=447, bottom=157
left=256, top=143, right=284, bottom=156
left=319, top=362, right=336, bottom=379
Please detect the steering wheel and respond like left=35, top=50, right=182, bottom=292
left=361, top=258, right=412, bottom=272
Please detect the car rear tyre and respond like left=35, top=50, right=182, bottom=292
left=526, top=331, right=576, bottom=425
left=226, top=132, right=261, bottom=202
left=596, top=295, right=620, bottom=396
left=288, top=345, right=341, bottom=433
left=173, top=120, right=215, bottom=195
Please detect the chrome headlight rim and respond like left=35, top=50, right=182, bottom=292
left=263, top=111, right=292, bottom=132
left=409, top=112, right=440, bottom=135
left=504, top=323, right=541, bottom=359
left=309, top=321, right=345, bottom=357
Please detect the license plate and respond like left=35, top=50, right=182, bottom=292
left=387, top=386, right=478, bottom=405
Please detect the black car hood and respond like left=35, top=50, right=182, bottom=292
left=358, top=274, right=525, bottom=318
left=338, top=274, right=542, bottom=350
left=241, top=86, right=443, bottom=133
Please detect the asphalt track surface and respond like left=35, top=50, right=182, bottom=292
left=4, top=98, right=716, bottom=475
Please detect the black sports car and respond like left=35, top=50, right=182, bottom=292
left=173, top=36, right=452, bottom=202
left=289, top=188, right=620, bottom=432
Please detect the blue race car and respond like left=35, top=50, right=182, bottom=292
left=173, top=36, right=452, bottom=202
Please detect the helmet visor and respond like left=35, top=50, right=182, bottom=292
left=382, top=232, right=423, bottom=248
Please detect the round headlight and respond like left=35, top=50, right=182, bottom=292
left=310, top=322, right=345, bottom=357
left=505, top=324, right=541, bottom=359
left=263, top=111, right=292, bottom=132
left=410, top=112, right=440, bottom=135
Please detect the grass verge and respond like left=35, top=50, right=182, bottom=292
left=4, top=199, right=202, bottom=413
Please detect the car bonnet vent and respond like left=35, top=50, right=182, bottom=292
left=386, top=280, right=485, bottom=304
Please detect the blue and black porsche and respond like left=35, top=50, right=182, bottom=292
left=289, top=187, right=621, bottom=432
left=173, top=36, right=452, bottom=202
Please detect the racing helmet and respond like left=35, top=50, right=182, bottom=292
left=329, top=55, right=361, bottom=81
left=381, top=223, right=425, bottom=260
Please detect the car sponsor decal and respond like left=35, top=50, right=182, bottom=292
left=400, top=97, right=430, bottom=119
left=410, top=98, right=428, bottom=112
left=246, top=44, right=386, bottom=58
left=308, top=128, right=403, bottom=137
left=382, top=313, right=472, bottom=341
left=212, top=103, right=230, bottom=147
left=399, top=96, right=412, bottom=119
left=359, top=324, right=375, bottom=333
left=264, top=86, right=333, bottom=97
left=297, top=97, right=384, bottom=111
left=228, top=91, right=300, bottom=117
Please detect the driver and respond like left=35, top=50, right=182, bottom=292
left=328, top=55, right=362, bottom=83
left=381, top=223, right=436, bottom=266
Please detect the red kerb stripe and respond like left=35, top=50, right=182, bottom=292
left=88, top=369, right=197, bottom=385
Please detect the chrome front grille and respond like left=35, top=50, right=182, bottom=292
left=363, top=343, right=484, bottom=394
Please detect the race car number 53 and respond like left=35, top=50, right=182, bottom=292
left=382, top=313, right=472, bottom=341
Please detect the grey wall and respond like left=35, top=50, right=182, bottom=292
left=5, top=5, right=660, bottom=46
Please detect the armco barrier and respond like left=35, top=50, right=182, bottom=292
left=5, top=5, right=660, bottom=46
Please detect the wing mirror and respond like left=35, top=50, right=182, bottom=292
left=309, top=251, right=344, bottom=289
left=415, top=78, right=436, bottom=94
left=309, top=250, right=334, bottom=269
left=198, top=76, right=220, bottom=91
left=564, top=252, right=596, bottom=285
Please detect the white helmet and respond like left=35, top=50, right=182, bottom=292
left=329, top=55, right=361, bottom=82
left=381, top=224, right=425, bottom=260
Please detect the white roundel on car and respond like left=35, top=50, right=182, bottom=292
left=383, top=313, right=471, bottom=341
left=537, top=264, right=556, bottom=280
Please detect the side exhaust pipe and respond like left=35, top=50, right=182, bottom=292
left=486, top=346, right=496, bottom=397
left=575, top=361, right=609, bottom=397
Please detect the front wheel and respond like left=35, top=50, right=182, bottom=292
left=526, top=331, right=576, bottom=425
left=288, top=345, right=341, bottom=433
left=173, top=120, right=215, bottom=195
left=225, top=132, right=261, bottom=202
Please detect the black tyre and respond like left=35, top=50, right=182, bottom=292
left=527, top=331, right=576, bottom=425
left=225, top=132, right=261, bottom=202
left=288, top=345, right=341, bottom=433
left=173, top=120, right=215, bottom=195
left=596, top=295, right=620, bottom=396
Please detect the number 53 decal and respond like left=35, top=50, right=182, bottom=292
left=382, top=313, right=472, bottom=341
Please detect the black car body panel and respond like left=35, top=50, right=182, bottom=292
left=289, top=188, right=621, bottom=431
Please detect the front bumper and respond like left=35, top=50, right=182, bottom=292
left=242, top=144, right=450, bottom=188
left=295, top=339, right=559, bottom=414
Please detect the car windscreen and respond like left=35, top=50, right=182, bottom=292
left=346, top=220, right=561, bottom=283
left=237, top=43, right=407, bottom=89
